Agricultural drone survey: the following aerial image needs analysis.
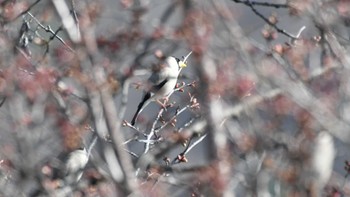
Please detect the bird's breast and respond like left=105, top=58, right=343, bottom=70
left=154, top=78, right=177, bottom=97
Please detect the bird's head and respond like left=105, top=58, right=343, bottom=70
left=166, top=51, right=192, bottom=70
left=166, top=56, right=187, bottom=71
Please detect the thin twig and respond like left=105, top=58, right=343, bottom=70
left=122, top=135, right=138, bottom=145
left=14, top=0, right=42, bottom=20
left=232, top=0, right=288, bottom=8
left=123, top=121, right=147, bottom=137
left=177, top=117, right=197, bottom=133
left=26, top=12, right=74, bottom=52
left=182, top=134, right=207, bottom=155
left=123, top=148, right=139, bottom=158
left=87, top=135, right=98, bottom=157
left=235, top=0, right=298, bottom=39
left=155, top=105, right=190, bottom=133
left=144, top=107, right=164, bottom=154
left=172, top=133, right=207, bottom=165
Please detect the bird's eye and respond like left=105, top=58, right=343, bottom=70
left=175, top=58, right=181, bottom=63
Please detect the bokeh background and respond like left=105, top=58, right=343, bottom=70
left=0, top=0, right=350, bottom=196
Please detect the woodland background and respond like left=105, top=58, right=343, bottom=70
left=0, top=0, right=350, bottom=196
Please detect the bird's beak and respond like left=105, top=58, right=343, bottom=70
left=179, top=51, right=192, bottom=68
left=179, top=61, right=187, bottom=68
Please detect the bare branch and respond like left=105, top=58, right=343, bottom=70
left=51, top=0, right=81, bottom=43
left=232, top=0, right=289, bottom=8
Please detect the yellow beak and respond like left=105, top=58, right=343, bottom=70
left=179, top=61, right=187, bottom=68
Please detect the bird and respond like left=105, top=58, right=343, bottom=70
left=64, top=135, right=97, bottom=184
left=64, top=147, right=89, bottom=184
left=54, top=147, right=89, bottom=196
left=131, top=51, right=192, bottom=125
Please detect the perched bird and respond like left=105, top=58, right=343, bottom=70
left=131, top=51, right=192, bottom=125
left=64, top=147, right=89, bottom=184
left=64, top=136, right=97, bottom=184
left=54, top=147, right=89, bottom=196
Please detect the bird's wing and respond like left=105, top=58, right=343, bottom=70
left=151, top=78, right=169, bottom=92
left=147, top=68, right=171, bottom=92
left=148, top=68, right=168, bottom=85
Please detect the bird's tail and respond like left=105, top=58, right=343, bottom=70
left=131, top=92, right=151, bottom=125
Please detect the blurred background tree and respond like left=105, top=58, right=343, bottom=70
left=0, top=0, right=349, bottom=196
